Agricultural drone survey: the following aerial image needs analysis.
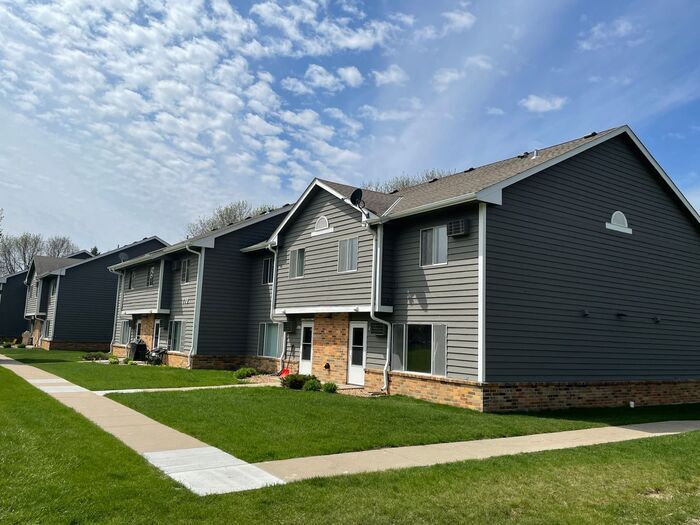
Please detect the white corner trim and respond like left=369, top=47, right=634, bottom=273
left=605, top=222, right=633, bottom=234
left=191, top=247, right=206, bottom=357
left=310, top=227, right=334, bottom=237
left=477, top=202, right=486, bottom=383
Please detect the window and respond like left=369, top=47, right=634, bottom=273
left=420, top=226, right=448, bottom=266
left=136, top=320, right=142, bottom=339
left=120, top=321, right=131, bottom=344
left=406, top=324, right=432, bottom=374
left=289, top=248, right=305, bottom=278
left=605, top=210, right=632, bottom=234
left=262, top=257, right=274, bottom=284
left=168, top=321, right=182, bottom=351
left=258, top=323, right=280, bottom=357
left=30, top=284, right=35, bottom=298
left=43, top=320, right=51, bottom=339
left=146, top=265, right=156, bottom=287
left=50, top=279, right=57, bottom=296
left=315, top=216, right=329, bottom=231
left=181, top=259, right=190, bottom=283
left=338, top=237, right=359, bottom=272
left=127, top=271, right=134, bottom=290
left=153, top=320, right=161, bottom=349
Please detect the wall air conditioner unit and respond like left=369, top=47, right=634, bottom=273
left=447, top=218, right=469, bottom=237
left=370, top=322, right=387, bottom=337
left=283, top=321, right=296, bottom=333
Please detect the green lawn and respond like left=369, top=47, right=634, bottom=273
left=4, top=367, right=700, bottom=524
left=0, top=348, right=240, bottom=390
left=109, top=385, right=700, bottom=462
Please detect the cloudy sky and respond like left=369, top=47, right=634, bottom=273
left=1, top=0, right=699, bottom=249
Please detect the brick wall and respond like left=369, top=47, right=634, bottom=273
left=311, top=313, right=349, bottom=384
left=31, top=320, right=42, bottom=345
left=41, top=340, right=110, bottom=351
left=137, top=315, right=155, bottom=350
left=162, top=352, right=299, bottom=372
left=366, top=369, right=700, bottom=412
left=111, top=345, right=127, bottom=357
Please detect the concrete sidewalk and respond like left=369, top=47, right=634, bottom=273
left=94, top=382, right=278, bottom=396
left=4, top=352, right=700, bottom=495
left=0, top=354, right=282, bottom=495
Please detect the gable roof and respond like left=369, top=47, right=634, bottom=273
left=0, top=269, right=28, bottom=284
left=32, top=256, right=84, bottom=279
left=110, top=205, right=292, bottom=270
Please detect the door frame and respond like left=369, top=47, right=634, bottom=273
left=153, top=319, right=161, bottom=350
left=299, top=320, right=314, bottom=375
left=347, top=321, right=368, bottom=386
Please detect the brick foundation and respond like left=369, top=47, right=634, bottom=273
left=31, top=320, right=42, bottom=345
left=40, top=340, right=110, bottom=351
left=365, top=369, right=700, bottom=412
left=137, top=315, right=156, bottom=350
left=311, top=313, right=349, bottom=384
left=161, top=352, right=299, bottom=372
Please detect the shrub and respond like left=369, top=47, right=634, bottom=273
left=123, top=358, right=132, bottom=365
left=128, top=360, right=139, bottom=366
left=17, top=344, right=26, bottom=349
left=302, top=378, right=322, bottom=391
left=322, top=382, right=338, bottom=394
left=2, top=342, right=11, bottom=349
left=233, top=367, right=258, bottom=380
left=281, top=373, right=315, bottom=390
left=83, top=352, right=109, bottom=361
left=108, top=356, right=119, bottom=365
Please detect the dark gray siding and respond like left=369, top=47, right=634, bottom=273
left=196, top=214, right=286, bottom=356
left=276, top=188, right=373, bottom=309
left=485, top=135, right=700, bottom=381
left=53, top=239, right=166, bottom=342
left=0, top=272, right=29, bottom=337
left=246, top=251, right=276, bottom=358
left=383, top=204, right=480, bottom=380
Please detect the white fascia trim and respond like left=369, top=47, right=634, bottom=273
left=310, top=227, right=334, bottom=237
left=191, top=247, right=206, bottom=357
left=122, top=309, right=171, bottom=315
left=605, top=222, right=633, bottom=234
left=477, top=202, right=486, bottom=383
left=275, top=305, right=393, bottom=315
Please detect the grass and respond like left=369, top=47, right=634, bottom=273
left=0, top=347, right=240, bottom=390
left=4, top=366, right=700, bottom=524
left=109, top=386, right=700, bottom=462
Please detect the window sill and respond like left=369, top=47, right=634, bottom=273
left=310, top=227, right=334, bottom=237
left=419, top=262, right=448, bottom=269
left=605, top=222, right=633, bottom=234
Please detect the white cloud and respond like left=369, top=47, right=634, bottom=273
left=337, top=66, right=363, bottom=87
left=389, top=13, right=415, bottom=26
left=486, top=106, right=505, bottom=116
left=519, top=94, right=568, bottom=112
left=359, top=98, right=422, bottom=122
left=240, top=113, right=283, bottom=136
left=432, top=68, right=465, bottom=92
left=415, top=6, right=476, bottom=40
left=464, top=54, right=494, bottom=70
left=578, top=18, right=643, bottom=51
left=372, top=64, right=408, bottom=86
left=281, top=77, right=313, bottom=95
left=304, top=64, right=343, bottom=91
left=324, top=107, right=363, bottom=136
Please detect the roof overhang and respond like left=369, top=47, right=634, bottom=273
left=275, top=305, right=393, bottom=315
left=121, top=309, right=171, bottom=316
left=241, top=240, right=273, bottom=253
left=109, top=243, right=205, bottom=271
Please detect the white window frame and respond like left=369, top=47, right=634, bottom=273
left=404, top=323, right=434, bottom=375
left=146, top=265, right=156, bottom=287
left=168, top=320, right=183, bottom=352
left=50, top=279, right=57, bottom=296
left=43, top=319, right=51, bottom=339
left=419, top=225, right=448, bottom=267
left=127, top=271, right=134, bottom=290
left=289, top=248, right=305, bottom=279
left=153, top=319, right=161, bottom=349
left=605, top=210, right=633, bottom=234
left=120, top=320, right=131, bottom=344
left=337, top=237, right=359, bottom=273
left=181, top=259, right=190, bottom=283
left=135, top=319, right=142, bottom=340
left=311, top=215, right=334, bottom=237
left=257, top=322, right=282, bottom=357
left=262, top=257, right=274, bottom=284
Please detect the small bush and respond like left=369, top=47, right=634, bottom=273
left=108, top=356, right=119, bottom=365
left=281, top=373, right=316, bottom=390
left=2, top=342, right=11, bottom=349
left=123, top=358, right=132, bottom=365
left=322, top=382, right=337, bottom=394
left=17, top=344, right=26, bottom=349
left=128, top=360, right=139, bottom=366
left=83, top=352, right=109, bottom=361
left=233, top=367, right=258, bottom=380
left=303, top=378, right=322, bottom=391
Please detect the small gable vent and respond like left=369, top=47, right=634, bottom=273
left=447, top=219, right=469, bottom=237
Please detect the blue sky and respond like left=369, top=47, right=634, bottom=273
left=1, top=0, right=699, bottom=249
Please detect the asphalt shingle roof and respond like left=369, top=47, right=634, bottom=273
left=33, top=256, right=84, bottom=278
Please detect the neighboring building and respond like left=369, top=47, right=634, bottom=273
left=108, top=207, right=290, bottom=367
left=24, top=240, right=167, bottom=350
left=0, top=270, right=31, bottom=339
left=238, top=125, right=700, bottom=412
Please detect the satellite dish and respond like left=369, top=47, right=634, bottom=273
left=350, top=188, right=364, bottom=207
left=118, top=252, right=129, bottom=263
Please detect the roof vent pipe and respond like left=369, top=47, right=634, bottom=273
left=531, top=149, right=539, bottom=159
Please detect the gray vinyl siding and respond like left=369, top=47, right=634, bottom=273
left=485, top=134, right=700, bottom=382
left=0, top=272, right=29, bottom=338
left=276, top=188, right=373, bottom=309
left=53, top=239, right=166, bottom=342
left=113, top=273, right=130, bottom=344
left=350, top=313, right=387, bottom=369
left=24, top=273, right=38, bottom=316
left=196, top=214, right=285, bottom=356
left=121, top=262, right=161, bottom=312
left=45, top=277, right=59, bottom=339
left=168, top=253, right=198, bottom=353
left=384, top=205, right=480, bottom=379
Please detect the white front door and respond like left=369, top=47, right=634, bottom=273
left=347, top=321, right=367, bottom=386
left=299, top=321, right=313, bottom=375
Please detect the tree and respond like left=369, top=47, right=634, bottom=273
left=363, top=168, right=456, bottom=194
left=90, top=246, right=100, bottom=256
left=44, top=236, right=80, bottom=258
left=186, top=200, right=277, bottom=238
left=0, top=233, right=43, bottom=275
left=0, top=208, right=4, bottom=238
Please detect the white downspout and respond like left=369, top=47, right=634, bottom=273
left=185, top=244, right=203, bottom=369
left=267, top=244, right=285, bottom=373
left=367, top=223, right=392, bottom=391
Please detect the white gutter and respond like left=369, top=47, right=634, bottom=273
left=267, top=244, right=285, bottom=372
left=185, top=244, right=204, bottom=369
left=367, top=223, right=392, bottom=391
